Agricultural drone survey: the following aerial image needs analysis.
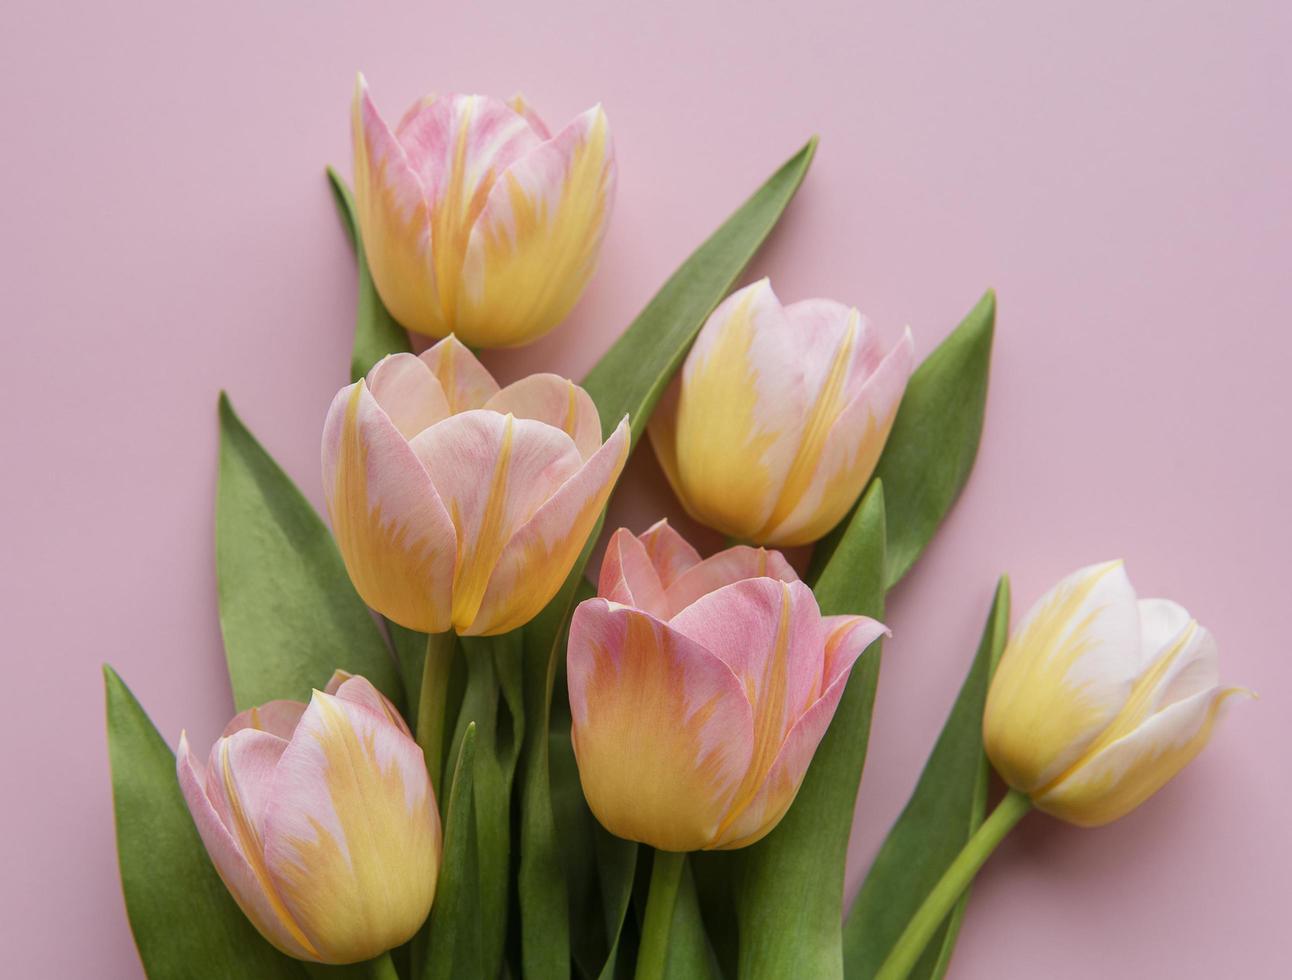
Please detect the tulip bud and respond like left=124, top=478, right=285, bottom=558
left=352, top=75, right=615, bottom=348
left=984, top=561, right=1251, bottom=827
left=176, top=674, right=440, bottom=964
left=322, top=336, right=630, bottom=635
left=648, top=279, right=914, bottom=547
left=568, top=521, right=887, bottom=851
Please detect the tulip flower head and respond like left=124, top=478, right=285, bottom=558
left=648, top=279, right=914, bottom=547
left=984, top=561, right=1251, bottom=827
left=176, top=672, right=440, bottom=964
left=352, top=75, right=616, bottom=347
left=323, top=336, right=630, bottom=635
left=568, top=521, right=887, bottom=852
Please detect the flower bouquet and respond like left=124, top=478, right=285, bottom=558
left=106, top=77, right=1247, bottom=980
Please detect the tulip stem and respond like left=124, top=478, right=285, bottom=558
left=363, top=952, right=399, bottom=980
left=416, top=631, right=456, bottom=801
left=875, top=789, right=1032, bottom=980
left=635, top=849, right=687, bottom=980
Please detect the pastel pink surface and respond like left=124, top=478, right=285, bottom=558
left=2, top=2, right=1288, bottom=978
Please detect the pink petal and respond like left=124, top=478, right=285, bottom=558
left=409, top=410, right=585, bottom=633
left=568, top=598, right=754, bottom=852
left=821, top=615, right=889, bottom=689
left=484, top=373, right=603, bottom=460
left=637, top=518, right=702, bottom=587
left=327, top=671, right=412, bottom=738
left=598, top=526, right=669, bottom=619
left=367, top=353, right=451, bottom=439
left=508, top=93, right=552, bottom=140
left=417, top=335, right=500, bottom=413
left=322, top=381, right=458, bottom=633
left=664, top=545, right=799, bottom=618
left=203, top=730, right=289, bottom=849
left=221, top=700, right=307, bottom=740
left=466, top=416, right=630, bottom=635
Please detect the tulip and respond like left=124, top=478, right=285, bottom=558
left=984, top=559, right=1250, bottom=826
left=567, top=520, right=887, bottom=852
left=322, top=335, right=630, bottom=635
left=351, top=74, right=615, bottom=347
left=648, top=279, right=914, bottom=547
left=176, top=672, right=440, bottom=965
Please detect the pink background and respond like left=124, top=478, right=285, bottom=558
left=3, top=1, right=1288, bottom=976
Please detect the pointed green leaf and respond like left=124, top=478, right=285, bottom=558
left=105, top=665, right=305, bottom=979
left=325, top=168, right=411, bottom=383
left=810, top=290, right=995, bottom=589
left=216, top=393, right=401, bottom=709
left=735, top=481, right=887, bottom=980
left=516, top=137, right=818, bottom=980
left=423, top=724, right=482, bottom=980
left=843, top=576, right=1011, bottom=980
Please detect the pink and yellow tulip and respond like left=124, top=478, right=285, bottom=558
left=649, top=279, right=915, bottom=547
left=352, top=75, right=616, bottom=347
left=567, top=521, right=887, bottom=851
left=176, top=672, right=440, bottom=964
left=322, top=336, right=629, bottom=636
left=984, top=561, right=1251, bottom=827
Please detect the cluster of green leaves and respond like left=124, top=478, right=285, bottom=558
left=105, top=127, right=1001, bottom=980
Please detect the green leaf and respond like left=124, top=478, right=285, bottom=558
left=735, top=481, right=887, bottom=980
left=810, top=290, right=995, bottom=589
left=325, top=168, right=411, bottom=383
left=665, top=861, right=722, bottom=980
left=105, top=665, right=305, bottom=980
left=216, top=393, right=401, bottom=709
left=516, top=136, right=818, bottom=980
left=843, top=576, right=1011, bottom=980
left=423, top=724, right=482, bottom=980
left=594, top=829, right=639, bottom=980
left=582, top=136, right=818, bottom=442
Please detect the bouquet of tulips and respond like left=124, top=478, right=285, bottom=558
left=106, top=77, right=1248, bottom=980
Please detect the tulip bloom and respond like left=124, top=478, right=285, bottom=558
left=648, top=279, right=914, bottom=547
left=568, top=521, right=886, bottom=851
left=323, top=336, right=629, bottom=635
left=352, top=75, right=615, bottom=347
left=984, top=560, right=1250, bottom=827
left=177, top=673, right=440, bottom=964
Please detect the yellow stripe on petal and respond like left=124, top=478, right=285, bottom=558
left=449, top=414, right=516, bottom=631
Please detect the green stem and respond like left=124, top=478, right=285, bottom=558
left=875, top=790, right=1032, bottom=980
left=635, top=850, right=687, bottom=980
left=303, top=951, right=398, bottom=980
left=415, top=631, right=455, bottom=801
left=365, top=952, right=400, bottom=980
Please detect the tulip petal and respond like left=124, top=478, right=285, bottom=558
left=409, top=410, right=585, bottom=632
left=568, top=599, right=754, bottom=852
left=984, top=561, right=1143, bottom=793
left=418, top=335, right=500, bottom=412
left=758, top=327, right=915, bottom=546
left=638, top=517, right=702, bottom=587
left=322, top=381, right=458, bottom=632
left=351, top=76, right=441, bottom=337
left=1034, top=685, right=1251, bottom=827
left=484, top=373, right=603, bottom=460
left=456, top=105, right=616, bottom=347
left=328, top=671, right=412, bottom=738
left=710, top=614, right=882, bottom=848
left=467, top=416, right=631, bottom=635
left=367, top=353, right=451, bottom=439
left=263, top=691, right=440, bottom=964
left=598, top=526, right=670, bottom=619
left=177, top=734, right=320, bottom=961
left=508, top=93, right=552, bottom=140
left=204, top=730, right=289, bottom=849
left=664, top=545, right=799, bottom=618
left=221, top=700, right=306, bottom=739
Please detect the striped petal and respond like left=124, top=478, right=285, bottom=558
left=598, top=526, right=670, bottom=619
left=417, top=335, right=499, bottom=413
left=322, top=381, right=457, bottom=633
left=409, top=410, right=584, bottom=633
left=351, top=76, right=439, bottom=338
left=984, top=561, right=1143, bottom=793
left=508, top=93, right=552, bottom=139
left=484, top=373, right=603, bottom=460
left=262, top=691, right=441, bottom=964
left=221, top=700, right=306, bottom=739
left=664, top=545, right=798, bottom=618
left=367, top=353, right=451, bottom=439
left=638, top=518, right=702, bottom=588
left=568, top=599, right=754, bottom=852
left=467, top=416, right=631, bottom=635
left=177, top=734, right=320, bottom=961
left=455, top=105, right=616, bottom=347
left=758, top=326, right=915, bottom=546
left=326, top=670, right=411, bottom=738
